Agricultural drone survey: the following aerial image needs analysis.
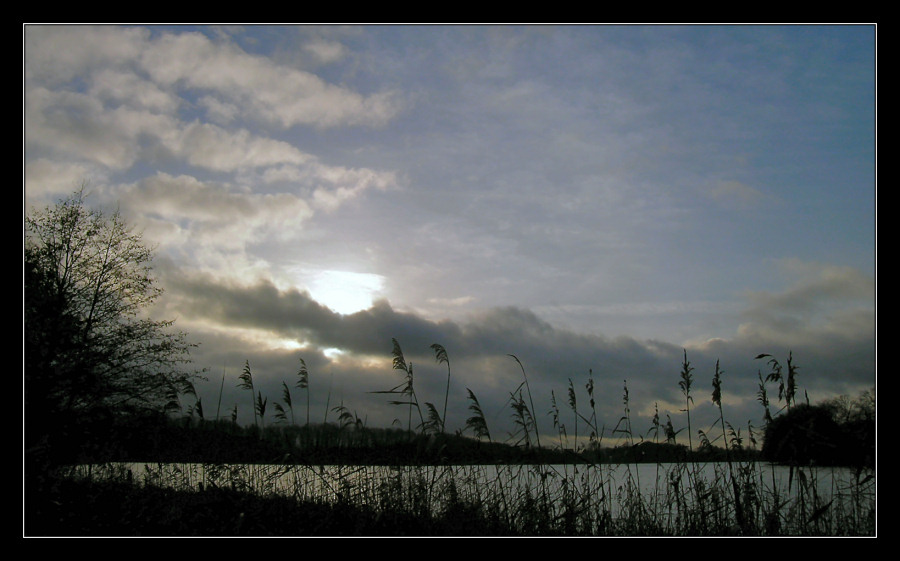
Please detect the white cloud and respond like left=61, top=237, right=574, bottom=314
left=310, top=167, right=397, bottom=211
left=24, top=159, right=108, bottom=206
left=120, top=172, right=314, bottom=263
left=25, top=85, right=182, bottom=169
left=25, top=26, right=403, bottom=176
left=427, top=296, right=476, bottom=307
left=26, top=81, right=395, bottom=195
left=261, top=161, right=398, bottom=211
left=25, top=25, right=403, bottom=219
left=136, top=28, right=401, bottom=129
left=24, top=25, right=148, bottom=86
left=198, top=95, right=241, bottom=125
left=88, top=69, right=180, bottom=113
left=302, top=39, right=349, bottom=65
left=176, top=122, right=313, bottom=172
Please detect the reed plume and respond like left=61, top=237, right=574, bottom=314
left=431, top=343, right=451, bottom=434
left=238, top=360, right=258, bottom=429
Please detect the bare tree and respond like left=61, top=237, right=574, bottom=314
left=25, top=187, right=201, bottom=422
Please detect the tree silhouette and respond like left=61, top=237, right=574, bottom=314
left=25, top=187, right=200, bottom=462
left=762, top=404, right=845, bottom=465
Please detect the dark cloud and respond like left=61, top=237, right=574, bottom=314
left=165, top=267, right=874, bottom=444
left=26, top=25, right=875, bottom=448
left=166, top=271, right=456, bottom=356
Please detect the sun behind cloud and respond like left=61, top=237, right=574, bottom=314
left=306, top=270, right=386, bottom=315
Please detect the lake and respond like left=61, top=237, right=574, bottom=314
left=70, top=460, right=875, bottom=535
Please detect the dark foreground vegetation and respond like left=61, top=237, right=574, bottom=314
left=24, top=190, right=876, bottom=536
left=26, top=411, right=876, bottom=537
left=25, top=374, right=877, bottom=538
left=29, top=476, right=525, bottom=537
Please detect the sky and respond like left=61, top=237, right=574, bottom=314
left=23, top=24, right=876, bottom=446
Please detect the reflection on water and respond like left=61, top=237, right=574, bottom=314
left=70, top=461, right=875, bottom=535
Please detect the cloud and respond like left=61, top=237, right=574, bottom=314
left=24, top=159, right=109, bottom=205
left=261, top=161, right=398, bottom=212
left=737, top=260, right=874, bottom=347
left=301, top=39, right=349, bottom=65
left=134, top=28, right=402, bottom=129
left=197, top=95, right=241, bottom=125
left=176, top=123, right=313, bottom=172
left=163, top=259, right=874, bottom=437
left=25, top=92, right=312, bottom=174
left=25, top=86, right=180, bottom=170
left=88, top=68, right=181, bottom=113
left=24, top=25, right=875, bottom=443
left=25, top=25, right=402, bottom=231
left=163, top=271, right=452, bottom=357
left=728, top=293, right=875, bottom=399
left=24, top=25, right=149, bottom=86
left=116, top=173, right=314, bottom=281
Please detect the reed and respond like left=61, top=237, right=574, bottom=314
left=508, top=354, right=542, bottom=449
left=431, top=343, right=451, bottom=434
left=371, top=338, right=424, bottom=434
left=273, top=381, right=294, bottom=425
left=237, top=360, right=258, bottom=429
left=464, top=388, right=491, bottom=442
left=45, top=343, right=875, bottom=537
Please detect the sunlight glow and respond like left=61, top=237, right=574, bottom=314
left=308, top=270, right=385, bottom=315
left=322, top=347, right=345, bottom=360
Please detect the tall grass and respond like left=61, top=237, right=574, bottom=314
left=237, top=360, right=258, bottom=429
left=508, top=354, right=541, bottom=449
left=372, top=338, right=425, bottom=433
left=61, top=343, right=875, bottom=536
left=431, top=343, right=451, bottom=434
left=297, top=357, right=310, bottom=426
left=465, top=388, right=491, bottom=442
left=68, top=452, right=874, bottom=536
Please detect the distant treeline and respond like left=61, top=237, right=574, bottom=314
left=29, top=384, right=874, bottom=473
left=36, top=409, right=845, bottom=468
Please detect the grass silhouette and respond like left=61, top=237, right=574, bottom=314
left=27, top=343, right=876, bottom=537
